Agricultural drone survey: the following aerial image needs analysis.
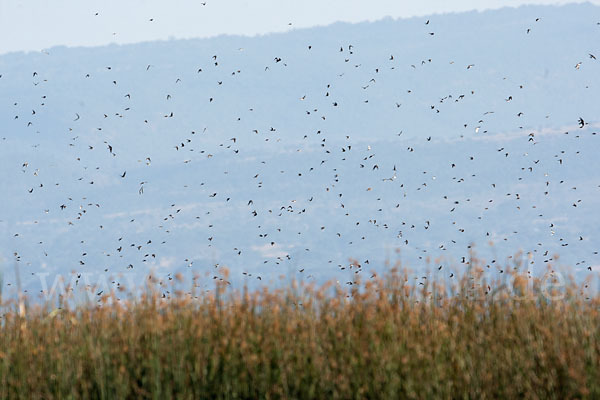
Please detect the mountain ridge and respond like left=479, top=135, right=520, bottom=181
left=0, top=2, right=599, bottom=297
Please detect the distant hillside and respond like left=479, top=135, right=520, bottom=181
left=0, top=3, right=599, bottom=297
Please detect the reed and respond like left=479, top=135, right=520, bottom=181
left=0, top=263, right=598, bottom=399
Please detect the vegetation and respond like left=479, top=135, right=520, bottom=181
left=0, top=261, right=598, bottom=399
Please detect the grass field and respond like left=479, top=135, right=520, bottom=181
left=0, top=262, right=598, bottom=399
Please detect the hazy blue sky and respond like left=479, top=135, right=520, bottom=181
left=0, top=0, right=598, bottom=54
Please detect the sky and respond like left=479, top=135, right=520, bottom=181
left=0, top=0, right=598, bottom=55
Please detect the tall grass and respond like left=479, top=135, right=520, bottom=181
left=0, top=263, right=598, bottom=399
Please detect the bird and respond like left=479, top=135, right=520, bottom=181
left=2, top=7, right=597, bottom=301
